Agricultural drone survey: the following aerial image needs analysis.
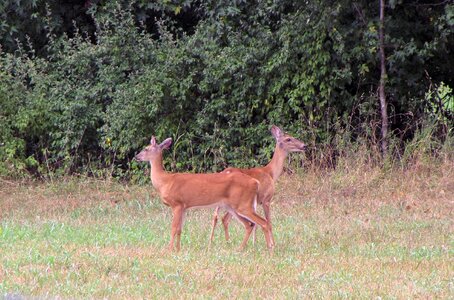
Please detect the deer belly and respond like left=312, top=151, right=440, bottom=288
left=188, top=202, right=224, bottom=210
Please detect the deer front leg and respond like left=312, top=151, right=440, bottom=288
left=169, top=205, right=184, bottom=252
left=222, top=212, right=233, bottom=241
left=208, top=206, right=220, bottom=247
left=262, top=197, right=275, bottom=247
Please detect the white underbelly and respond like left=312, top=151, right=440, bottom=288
left=189, top=202, right=226, bottom=210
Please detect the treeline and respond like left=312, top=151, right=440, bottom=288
left=0, top=0, right=453, bottom=179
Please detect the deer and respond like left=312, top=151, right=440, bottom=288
left=135, top=136, right=274, bottom=252
left=209, top=125, right=306, bottom=247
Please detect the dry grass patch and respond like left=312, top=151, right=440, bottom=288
left=1, top=160, right=453, bottom=298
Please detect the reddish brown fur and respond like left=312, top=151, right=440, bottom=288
left=136, top=136, right=274, bottom=252
left=209, top=125, right=306, bottom=247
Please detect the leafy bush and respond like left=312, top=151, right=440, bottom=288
left=0, top=1, right=452, bottom=179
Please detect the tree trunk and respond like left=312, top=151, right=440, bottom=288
left=379, top=0, right=388, bottom=157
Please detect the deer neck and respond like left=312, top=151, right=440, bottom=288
left=149, top=154, right=169, bottom=191
left=264, top=144, right=288, bottom=181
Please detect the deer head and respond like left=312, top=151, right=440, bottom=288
left=270, top=125, right=306, bottom=153
left=135, top=136, right=172, bottom=162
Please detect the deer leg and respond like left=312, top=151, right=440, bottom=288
left=262, top=197, right=275, bottom=247
left=221, top=211, right=233, bottom=241
left=251, top=196, right=259, bottom=246
left=208, top=206, right=220, bottom=247
left=251, top=225, right=257, bottom=246
left=237, top=209, right=274, bottom=251
left=175, top=211, right=185, bottom=252
left=229, top=211, right=255, bottom=251
left=169, top=205, right=184, bottom=252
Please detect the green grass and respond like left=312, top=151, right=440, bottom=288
left=1, top=163, right=453, bottom=298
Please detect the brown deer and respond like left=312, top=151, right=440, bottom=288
left=209, top=125, right=306, bottom=246
left=135, top=136, right=274, bottom=252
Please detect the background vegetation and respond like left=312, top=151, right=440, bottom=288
left=0, top=0, right=453, bottom=179
left=1, top=2, right=453, bottom=298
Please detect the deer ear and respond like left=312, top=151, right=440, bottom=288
left=270, top=125, right=283, bottom=140
left=150, top=136, right=157, bottom=146
left=159, top=138, right=172, bottom=150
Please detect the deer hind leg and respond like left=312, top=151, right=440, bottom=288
left=221, top=211, right=233, bottom=241
left=208, top=206, right=220, bottom=247
left=229, top=211, right=255, bottom=251
left=169, top=205, right=184, bottom=252
left=237, top=209, right=274, bottom=251
left=251, top=225, right=257, bottom=246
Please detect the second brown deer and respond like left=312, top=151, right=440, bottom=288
left=209, top=125, right=306, bottom=247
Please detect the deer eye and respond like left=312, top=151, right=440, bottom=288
left=285, top=138, right=291, bottom=142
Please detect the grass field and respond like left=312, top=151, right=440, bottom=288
left=1, top=160, right=453, bottom=298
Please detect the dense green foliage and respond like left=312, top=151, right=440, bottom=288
left=0, top=1, right=453, bottom=178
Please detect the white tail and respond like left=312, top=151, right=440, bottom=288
left=209, top=125, right=306, bottom=247
left=136, top=136, right=274, bottom=252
